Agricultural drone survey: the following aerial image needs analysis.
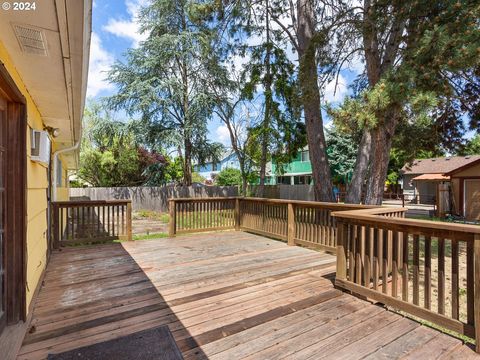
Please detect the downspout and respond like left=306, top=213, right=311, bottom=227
left=52, top=135, right=81, bottom=202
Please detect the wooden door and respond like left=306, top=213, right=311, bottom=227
left=0, top=94, right=6, bottom=333
left=0, top=66, right=26, bottom=333
left=465, top=180, right=480, bottom=221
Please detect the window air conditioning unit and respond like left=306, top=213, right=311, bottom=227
left=31, top=130, right=51, bottom=164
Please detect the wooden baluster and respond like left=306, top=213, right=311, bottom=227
left=349, top=225, right=356, bottom=282
left=308, top=208, right=316, bottom=243
left=60, top=207, right=64, bottom=243
left=192, top=201, right=199, bottom=229
left=424, top=236, right=431, bottom=309
left=168, top=201, right=175, bottom=237
left=473, top=234, right=480, bottom=353
left=107, top=205, right=110, bottom=236
left=438, top=237, right=445, bottom=314
left=287, top=203, right=296, bottom=246
left=413, top=234, right=420, bottom=305
left=356, top=225, right=363, bottom=285
left=452, top=239, right=459, bottom=320
left=382, top=229, right=388, bottom=294
left=336, top=221, right=347, bottom=281
left=364, top=226, right=372, bottom=289
left=101, top=206, right=105, bottom=238
left=98, top=205, right=101, bottom=237
left=402, top=233, right=409, bottom=302
left=125, top=202, right=132, bottom=241
left=392, top=231, right=399, bottom=298
left=467, top=239, right=474, bottom=325
left=372, top=228, right=379, bottom=291
left=117, top=205, right=120, bottom=236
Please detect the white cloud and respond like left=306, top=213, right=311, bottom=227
left=215, top=125, right=232, bottom=146
left=103, top=0, right=149, bottom=48
left=324, top=73, right=349, bottom=104
left=346, top=53, right=364, bottom=75
left=87, top=32, right=115, bottom=97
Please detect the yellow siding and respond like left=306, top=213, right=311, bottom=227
left=0, top=41, right=70, bottom=311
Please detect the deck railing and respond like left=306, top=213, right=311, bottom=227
left=333, top=208, right=480, bottom=349
left=168, top=197, right=376, bottom=251
left=168, top=196, right=480, bottom=349
left=168, top=197, right=239, bottom=235
left=52, top=200, right=132, bottom=247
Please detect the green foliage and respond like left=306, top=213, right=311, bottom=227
left=191, top=172, right=206, bottom=184
left=78, top=101, right=169, bottom=187
left=106, top=0, right=224, bottom=185
left=459, top=135, right=480, bottom=155
left=326, top=128, right=358, bottom=184
left=215, top=168, right=242, bottom=186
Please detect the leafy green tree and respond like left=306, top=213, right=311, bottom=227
left=219, top=0, right=337, bottom=201
left=459, top=135, right=480, bottom=156
left=107, top=0, right=224, bottom=186
left=216, top=168, right=243, bottom=186
left=78, top=102, right=168, bottom=187
left=332, top=0, right=480, bottom=204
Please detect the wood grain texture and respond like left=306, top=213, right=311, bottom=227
left=15, top=232, right=476, bottom=359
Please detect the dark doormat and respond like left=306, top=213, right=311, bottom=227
left=47, top=326, right=184, bottom=360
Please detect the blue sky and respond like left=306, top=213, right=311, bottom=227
left=87, top=0, right=361, bottom=145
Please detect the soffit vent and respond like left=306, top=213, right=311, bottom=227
left=13, top=24, right=48, bottom=56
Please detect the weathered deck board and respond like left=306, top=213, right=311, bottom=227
left=17, top=231, right=477, bottom=359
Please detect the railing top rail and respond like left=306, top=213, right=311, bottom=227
left=52, top=199, right=132, bottom=206
left=332, top=208, right=480, bottom=235
left=170, top=196, right=380, bottom=209
left=169, top=197, right=239, bottom=202
left=239, top=197, right=379, bottom=209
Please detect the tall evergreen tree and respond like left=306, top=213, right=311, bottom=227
left=107, top=0, right=224, bottom=185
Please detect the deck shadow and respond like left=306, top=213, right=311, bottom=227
left=18, top=243, right=206, bottom=359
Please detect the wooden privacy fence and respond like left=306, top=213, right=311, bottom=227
left=52, top=200, right=132, bottom=247
left=168, top=197, right=375, bottom=252
left=333, top=208, right=480, bottom=350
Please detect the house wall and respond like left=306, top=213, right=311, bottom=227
left=1, top=42, right=69, bottom=312
left=451, top=162, right=480, bottom=219
left=452, top=162, right=480, bottom=177
left=402, top=174, right=416, bottom=193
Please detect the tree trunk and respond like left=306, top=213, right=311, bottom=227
left=297, top=0, right=334, bottom=202
left=183, top=139, right=193, bottom=186
left=364, top=110, right=400, bottom=204
left=345, top=129, right=372, bottom=203
left=345, top=0, right=381, bottom=204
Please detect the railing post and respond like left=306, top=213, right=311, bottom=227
left=169, top=200, right=176, bottom=237
left=235, top=198, right=240, bottom=231
left=336, top=220, right=347, bottom=280
left=126, top=201, right=132, bottom=241
left=287, top=202, right=295, bottom=246
left=474, top=234, right=480, bottom=353
left=52, top=203, right=60, bottom=249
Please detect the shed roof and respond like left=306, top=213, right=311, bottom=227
left=411, top=174, right=450, bottom=181
left=401, top=156, right=480, bottom=175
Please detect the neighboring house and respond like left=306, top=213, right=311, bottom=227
left=194, top=152, right=241, bottom=181
left=401, top=156, right=480, bottom=220
left=266, top=148, right=313, bottom=185
left=0, top=1, right=91, bottom=335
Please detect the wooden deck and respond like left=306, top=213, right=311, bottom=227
left=18, top=231, right=478, bottom=359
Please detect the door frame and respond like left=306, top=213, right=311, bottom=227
left=0, top=62, right=27, bottom=327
